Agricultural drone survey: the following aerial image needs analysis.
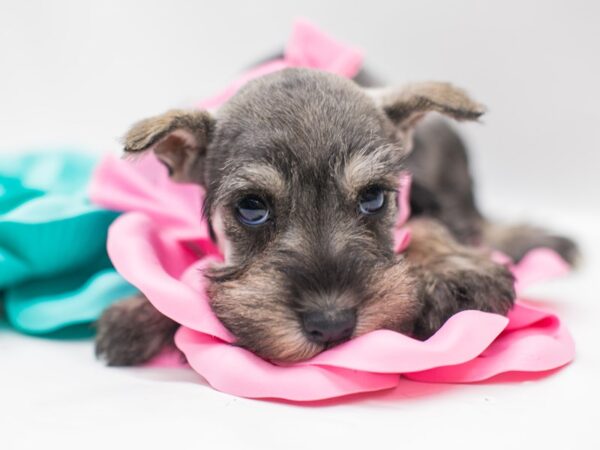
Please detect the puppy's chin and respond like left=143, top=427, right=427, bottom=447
left=247, top=334, right=325, bottom=364
left=219, top=311, right=325, bottom=363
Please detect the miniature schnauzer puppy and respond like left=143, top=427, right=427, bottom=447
left=96, top=68, right=576, bottom=365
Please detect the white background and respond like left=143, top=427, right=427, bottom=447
left=1, top=1, right=599, bottom=449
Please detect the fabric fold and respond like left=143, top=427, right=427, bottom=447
left=0, top=152, right=136, bottom=334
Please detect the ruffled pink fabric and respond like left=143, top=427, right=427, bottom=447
left=89, top=20, right=575, bottom=401
left=198, top=19, right=364, bottom=110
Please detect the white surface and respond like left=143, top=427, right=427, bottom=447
left=1, top=1, right=599, bottom=449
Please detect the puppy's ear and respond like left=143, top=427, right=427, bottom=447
left=123, top=109, right=214, bottom=183
left=369, top=82, right=485, bottom=150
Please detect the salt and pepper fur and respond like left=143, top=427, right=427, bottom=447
left=95, top=68, right=576, bottom=365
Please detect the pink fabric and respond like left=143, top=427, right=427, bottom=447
left=199, top=19, right=363, bottom=110
left=89, top=20, right=575, bottom=401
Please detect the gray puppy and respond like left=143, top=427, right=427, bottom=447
left=95, top=68, right=576, bottom=365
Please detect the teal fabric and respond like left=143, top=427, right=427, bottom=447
left=0, top=152, right=137, bottom=334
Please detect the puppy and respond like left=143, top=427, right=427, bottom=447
left=96, top=68, right=576, bottom=365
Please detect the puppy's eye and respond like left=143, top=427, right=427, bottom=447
left=236, top=195, right=270, bottom=226
left=358, top=186, right=385, bottom=215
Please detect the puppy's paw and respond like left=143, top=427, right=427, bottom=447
left=413, top=254, right=516, bottom=339
left=514, top=233, right=579, bottom=266
left=95, top=295, right=178, bottom=366
left=485, top=224, right=579, bottom=266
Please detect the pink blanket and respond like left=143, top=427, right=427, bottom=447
left=89, top=19, right=574, bottom=401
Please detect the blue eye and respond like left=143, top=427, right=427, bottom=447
left=358, top=187, right=385, bottom=215
left=236, top=196, right=270, bottom=226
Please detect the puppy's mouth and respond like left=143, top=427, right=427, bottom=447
left=261, top=314, right=366, bottom=364
left=322, top=338, right=351, bottom=351
left=205, top=254, right=419, bottom=363
left=267, top=324, right=360, bottom=364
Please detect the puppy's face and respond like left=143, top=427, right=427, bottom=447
left=124, top=68, right=483, bottom=362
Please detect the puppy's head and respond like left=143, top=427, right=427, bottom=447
left=124, top=68, right=484, bottom=362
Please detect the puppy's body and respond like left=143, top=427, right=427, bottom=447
left=96, top=68, right=576, bottom=366
left=408, top=118, right=577, bottom=262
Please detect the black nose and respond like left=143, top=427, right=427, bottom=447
left=302, top=310, right=356, bottom=345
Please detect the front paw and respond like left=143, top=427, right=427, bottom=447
left=95, top=295, right=178, bottom=366
left=413, top=255, right=515, bottom=339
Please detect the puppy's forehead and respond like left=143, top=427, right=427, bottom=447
left=209, top=68, right=404, bottom=198
left=215, top=69, right=387, bottom=152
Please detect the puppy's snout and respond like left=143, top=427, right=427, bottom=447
left=302, top=309, right=356, bottom=345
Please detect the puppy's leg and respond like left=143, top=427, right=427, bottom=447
left=407, top=118, right=484, bottom=245
left=95, top=295, right=179, bottom=366
left=405, top=218, right=516, bottom=340
left=482, top=222, right=578, bottom=265
left=408, top=118, right=578, bottom=264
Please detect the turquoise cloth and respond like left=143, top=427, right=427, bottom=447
left=0, top=152, right=137, bottom=334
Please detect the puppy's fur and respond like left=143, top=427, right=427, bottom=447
left=96, top=68, right=576, bottom=365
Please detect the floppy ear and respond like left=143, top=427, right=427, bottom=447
left=369, top=82, right=485, bottom=150
left=123, top=109, right=214, bottom=183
